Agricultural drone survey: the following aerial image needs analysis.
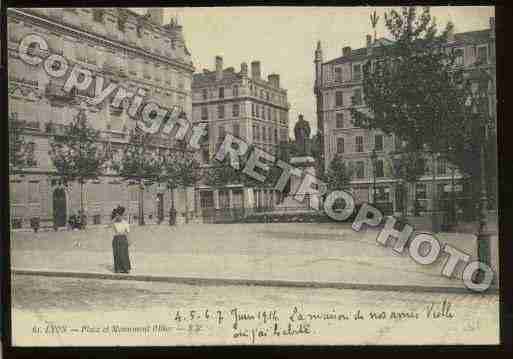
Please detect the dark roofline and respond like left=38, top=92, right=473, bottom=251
left=323, top=28, right=492, bottom=65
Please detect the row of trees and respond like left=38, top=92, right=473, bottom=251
left=9, top=109, right=299, bottom=225
left=9, top=109, right=204, bottom=226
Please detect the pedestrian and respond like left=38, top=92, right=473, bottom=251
left=111, top=206, right=132, bottom=274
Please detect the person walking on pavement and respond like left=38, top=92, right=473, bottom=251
left=111, top=206, right=132, bottom=274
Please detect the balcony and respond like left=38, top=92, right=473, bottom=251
left=45, top=82, right=76, bottom=104
left=11, top=119, right=40, bottom=132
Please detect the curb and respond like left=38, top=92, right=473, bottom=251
left=12, top=268, right=499, bottom=295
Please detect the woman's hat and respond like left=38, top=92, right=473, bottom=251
left=111, top=206, right=126, bottom=219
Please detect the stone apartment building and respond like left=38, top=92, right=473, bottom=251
left=8, top=7, right=195, bottom=228
left=191, top=57, right=290, bottom=212
left=314, top=18, right=496, bottom=214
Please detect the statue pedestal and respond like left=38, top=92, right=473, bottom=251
left=277, top=156, right=321, bottom=210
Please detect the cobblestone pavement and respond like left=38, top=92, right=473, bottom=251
left=12, top=275, right=499, bottom=346
left=11, top=223, right=489, bottom=290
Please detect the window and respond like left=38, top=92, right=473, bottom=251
left=233, top=123, right=240, bottom=137
left=233, top=85, right=239, bottom=97
left=202, top=89, right=208, bottom=100
left=324, top=93, right=330, bottom=109
left=266, top=91, right=269, bottom=101
left=255, top=126, right=260, bottom=141
left=92, top=9, right=104, bottom=23
left=274, top=129, right=278, bottom=143
left=232, top=103, right=240, bottom=117
left=28, top=181, right=40, bottom=203
left=375, top=187, right=390, bottom=202
left=200, top=191, right=214, bottom=208
left=218, top=125, right=225, bottom=141
left=262, top=106, right=266, bottom=120
left=438, top=158, right=447, bottom=175
left=260, top=90, right=265, bottom=99
left=202, top=148, right=210, bottom=163
left=353, top=89, right=362, bottom=105
left=353, top=64, right=362, bottom=81
left=416, top=183, right=427, bottom=199
left=375, top=159, right=384, bottom=178
left=477, top=46, right=488, bottom=64
left=454, top=48, right=464, bottom=66
left=252, top=103, right=255, bottom=117
left=218, top=87, right=224, bottom=99
left=337, top=137, right=344, bottom=153
left=256, top=105, right=260, bottom=118
left=268, top=108, right=271, bottom=121
left=335, top=91, right=343, bottom=107
left=201, top=107, right=208, bottom=120
left=374, top=134, right=383, bottom=151
left=395, top=136, right=403, bottom=151
left=355, top=136, right=363, bottom=152
left=334, top=67, right=342, bottom=82
left=355, top=161, right=365, bottom=179
left=218, top=104, right=224, bottom=119
left=262, top=127, right=266, bottom=142
left=336, top=113, right=344, bottom=128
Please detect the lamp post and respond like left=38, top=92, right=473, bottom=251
left=390, top=150, right=403, bottom=215
left=466, top=69, right=492, bottom=267
left=370, top=148, right=377, bottom=204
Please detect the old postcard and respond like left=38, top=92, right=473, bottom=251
left=8, top=6, right=499, bottom=346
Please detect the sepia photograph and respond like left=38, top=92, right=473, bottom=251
left=6, top=5, right=500, bottom=346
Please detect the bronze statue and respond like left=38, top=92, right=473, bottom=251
left=294, top=114, right=311, bottom=156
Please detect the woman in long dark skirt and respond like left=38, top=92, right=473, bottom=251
left=111, top=206, right=131, bottom=273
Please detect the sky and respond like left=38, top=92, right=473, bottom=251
left=134, top=6, right=495, bottom=135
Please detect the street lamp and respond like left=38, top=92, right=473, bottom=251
left=370, top=148, right=377, bottom=204
left=465, top=69, right=493, bottom=267
left=390, top=150, right=403, bottom=215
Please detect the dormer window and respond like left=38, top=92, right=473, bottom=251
left=477, top=45, right=488, bottom=64
left=334, top=67, right=342, bottom=82
left=453, top=48, right=464, bottom=66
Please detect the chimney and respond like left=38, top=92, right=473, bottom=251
left=268, top=74, right=280, bottom=88
left=241, top=62, right=248, bottom=77
left=215, top=56, right=223, bottom=81
left=147, top=8, right=164, bottom=26
left=490, top=17, right=495, bottom=38
left=251, top=61, right=261, bottom=79
left=447, top=25, right=455, bottom=43
left=342, top=46, right=352, bottom=57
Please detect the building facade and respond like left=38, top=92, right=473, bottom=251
left=8, top=7, right=195, bottom=228
left=315, top=18, right=496, bottom=215
left=191, top=57, right=290, bottom=212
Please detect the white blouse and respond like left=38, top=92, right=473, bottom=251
left=112, top=220, right=130, bottom=235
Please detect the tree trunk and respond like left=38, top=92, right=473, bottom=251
left=139, top=181, right=145, bottom=225
left=80, top=182, right=84, bottom=214
left=184, top=186, right=189, bottom=224
left=431, top=153, right=438, bottom=231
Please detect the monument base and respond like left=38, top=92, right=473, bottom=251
left=277, top=156, right=321, bottom=210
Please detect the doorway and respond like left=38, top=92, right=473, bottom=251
left=53, top=188, right=67, bottom=227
